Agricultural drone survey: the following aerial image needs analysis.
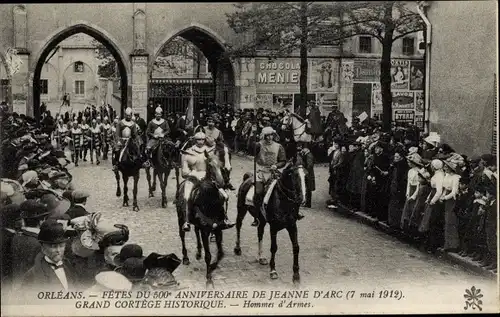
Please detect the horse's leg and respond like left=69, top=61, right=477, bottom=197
left=132, top=171, right=140, bottom=211
left=152, top=169, right=157, bottom=192
left=178, top=213, right=190, bottom=265
left=174, top=166, right=180, bottom=205
left=269, top=226, right=279, bottom=279
left=234, top=205, right=247, bottom=256
left=257, top=217, right=268, bottom=265
left=122, top=173, right=129, bottom=207
left=287, top=223, right=300, bottom=285
left=115, top=170, right=121, bottom=197
left=195, top=226, right=202, bottom=260
left=201, top=229, right=214, bottom=288
left=214, top=229, right=225, bottom=269
left=145, top=167, right=154, bottom=197
left=161, top=169, right=170, bottom=208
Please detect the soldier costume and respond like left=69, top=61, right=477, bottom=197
left=81, top=118, right=91, bottom=161
left=113, top=108, right=139, bottom=170
left=101, top=117, right=112, bottom=160
left=70, top=121, right=83, bottom=166
left=90, top=119, right=102, bottom=165
left=145, top=106, right=170, bottom=160
left=181, top=132, right=234, bottom=232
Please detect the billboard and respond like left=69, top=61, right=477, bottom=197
left=309, top=59, right=339, bottom=93
left=392, top=91, right=414, bottom=109
left=391, top=59, right=410, bottom=90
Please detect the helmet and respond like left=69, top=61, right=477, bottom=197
left=155, top=106, right=163, bottom=114
left=194, top=132, right=206, bottom=140
left=125, top=107, right=133, bottom=116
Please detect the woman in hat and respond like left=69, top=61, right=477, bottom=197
left=387, top=149, right=409, bottom=229
left=116, top=257, right=146, bottom=290
left=439, top=159, right=461, bottom=252
left=400, top=153, right=424, bottom=230
left=85, top=271, right=131, bottom=293
left=418, top=159, right=445, bottom=253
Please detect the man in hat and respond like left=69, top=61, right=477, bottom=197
left=180, top=132, right=235, bottom=231
left=113, top=243, right=145, bottom=268
left=65, top=191, right=90, bottom=220
left=113, top=107, right=139, bottom=170
left=10, top=199, right=53, bottom=285
left=21, top=220, right=78, bottom=292
left=145, top=106, right=170, bottom=161
left=326, top=139, right=344, bottom=209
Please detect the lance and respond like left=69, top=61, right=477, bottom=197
left=253, top=115, right=257, bottom=187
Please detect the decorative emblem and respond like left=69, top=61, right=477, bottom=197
left=5, top=48, right=23, bottom=76
left=463, top=286, right=483, bottom=311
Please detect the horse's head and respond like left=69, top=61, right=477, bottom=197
left=204, top=150, right=225, bottom=188
left=281, top=113, right=292, bottom=131
left=279, top=161, right=308, bottom=206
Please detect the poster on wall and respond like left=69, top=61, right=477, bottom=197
left=392, top=91, right=415, bottom=109
left=391, top=59, right=410, bottom=90
left=415, top=113, right=424, bottom=129
left=410, top=60, right=425, bottom=90
left=317, top=93, right=338, bottom=116
left=415, top=91, right=424, bottom=113
left=371, top=83, right=383, bottom=116
left=255, top=93, right=273, bottom=109
left=309, top=59, right=339, bottom=92
left=273, top=94, right=294, bottom=112
left=394, top=110, right=415, bottom=124
left=353, top=59, right=380, bottom=82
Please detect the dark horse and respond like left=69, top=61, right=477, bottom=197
left=114, top=136, right=144, bottom=211
left=145, top=138, right=180, bottom=208
left=234, top=162, right=307, bottom=284
left=175, top=150, right=227, bottom=287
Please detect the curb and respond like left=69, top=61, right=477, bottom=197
left=332, top=203, right=497, bottom=279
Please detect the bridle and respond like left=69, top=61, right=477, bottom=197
left=283, top=114, right=308, bottom=139
left=271, top=164, right=304, bottom=205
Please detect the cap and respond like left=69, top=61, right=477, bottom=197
left=261, top=127, right=275, bottom=136
left=125, top=107, right=133, bottom=116
left=72, top=190, right=90, bottom=202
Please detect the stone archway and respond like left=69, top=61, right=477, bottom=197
left=148, top=23, right=236, bottom=121
left=32, top=23, right=130, bottom=120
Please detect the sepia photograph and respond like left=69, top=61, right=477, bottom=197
left=0, top=1, right=498, bottom=316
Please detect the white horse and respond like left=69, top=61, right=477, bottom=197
left=281, top=112, right=313, bottom=143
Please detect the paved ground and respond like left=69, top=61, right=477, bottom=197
left=66, top=154, right=496, bottom=290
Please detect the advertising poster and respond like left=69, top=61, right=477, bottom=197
left=409, top=60, right=425, bottom=90
left=317, top=93, right=338, bottom=116
left=394, top=110, right=415, bottom=124
left=353, top=59, right=380, bottom=82
left=255, top=93, right=273, bottom=109
left=391, top=59, right=410, bottom=90
left=392, top=91, right=415, bottom=109
left=415, top=113, right=424, bottom=129
left=255, top=58, right=300, bottom=93
left=371, top=83, right=383, bottom=115
left=272, top=94, right=294, bottom=112
left=309, top=59, right=339, bottom=93
left=415, top=91, right=424, bottom=113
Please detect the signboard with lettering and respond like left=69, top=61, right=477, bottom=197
left=255, top=58, right=300, bottom=93
left=309, top=59, right=339, bottom=93
left=353, top=59, right=380, bottom=82
left=391, top=59, right=410, bottom=90
left=394, top=110, right=415, bottom=124
left=392, top=91, right=414, bottom=109
left=415, top=113, right=424, bottom=129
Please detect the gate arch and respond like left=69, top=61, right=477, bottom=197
left=32, top=22, right=130, bottom=120
left=148, top=23, right=235, bottom=121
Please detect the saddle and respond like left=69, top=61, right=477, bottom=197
left=242, top=176, right=278, bottom=209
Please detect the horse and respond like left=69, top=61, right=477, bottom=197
left=234, top=161, right=307, bottom=284
left=145, top=138, right=180, bottom=208
left=114, top=136, right=144, bottom=211
left=281, top=112, right=313, bottom=144
left=174, top=150, right=227, bottom=287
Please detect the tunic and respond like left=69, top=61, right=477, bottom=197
left=71, top=128, right=83, bottom=152
left=81, top=124, right=91, bottom=148
left=204, top=126, right=224, bottom=144
left=146, top=118, right=170, bottom=139
left=90, top=126, right=101, bottom=150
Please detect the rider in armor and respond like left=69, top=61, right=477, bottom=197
left=145, top=106, right=170, bottom=161
left=181, top=132, right=235, bottom=232
left=252, top=126, right=304, bottom=226
left=70, top=121, right=83, bottom=167
left=113, top=107, right=138, bottom=171
left=90, top=119, right=102, bottom=165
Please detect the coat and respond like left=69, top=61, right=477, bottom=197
left=296, top=149, right=315, bottom=191
left=21, top=252, right=80, bottom=293
left=11, top=228, right=41, bottom=283
left=346, top=149, right=365, bottom=195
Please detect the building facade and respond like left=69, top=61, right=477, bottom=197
left=425, top=1, right=497, bottom=156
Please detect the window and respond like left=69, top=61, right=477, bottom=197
left=74, top=61, right=84, bottom=73
left=403, top=37, right=415, bottom=55
left=359, top=36, right=372, bottom=53
left=75, top=80, right=85, bottom=96
left=40, top=79, right=48, bottom=95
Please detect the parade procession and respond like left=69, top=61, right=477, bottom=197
left=0, top=2, right=498, bottom=315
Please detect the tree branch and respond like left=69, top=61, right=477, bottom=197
left=392, top=29, right=423, bottom=41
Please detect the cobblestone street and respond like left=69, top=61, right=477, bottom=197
left=71, top=154, right=496, bottom=292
